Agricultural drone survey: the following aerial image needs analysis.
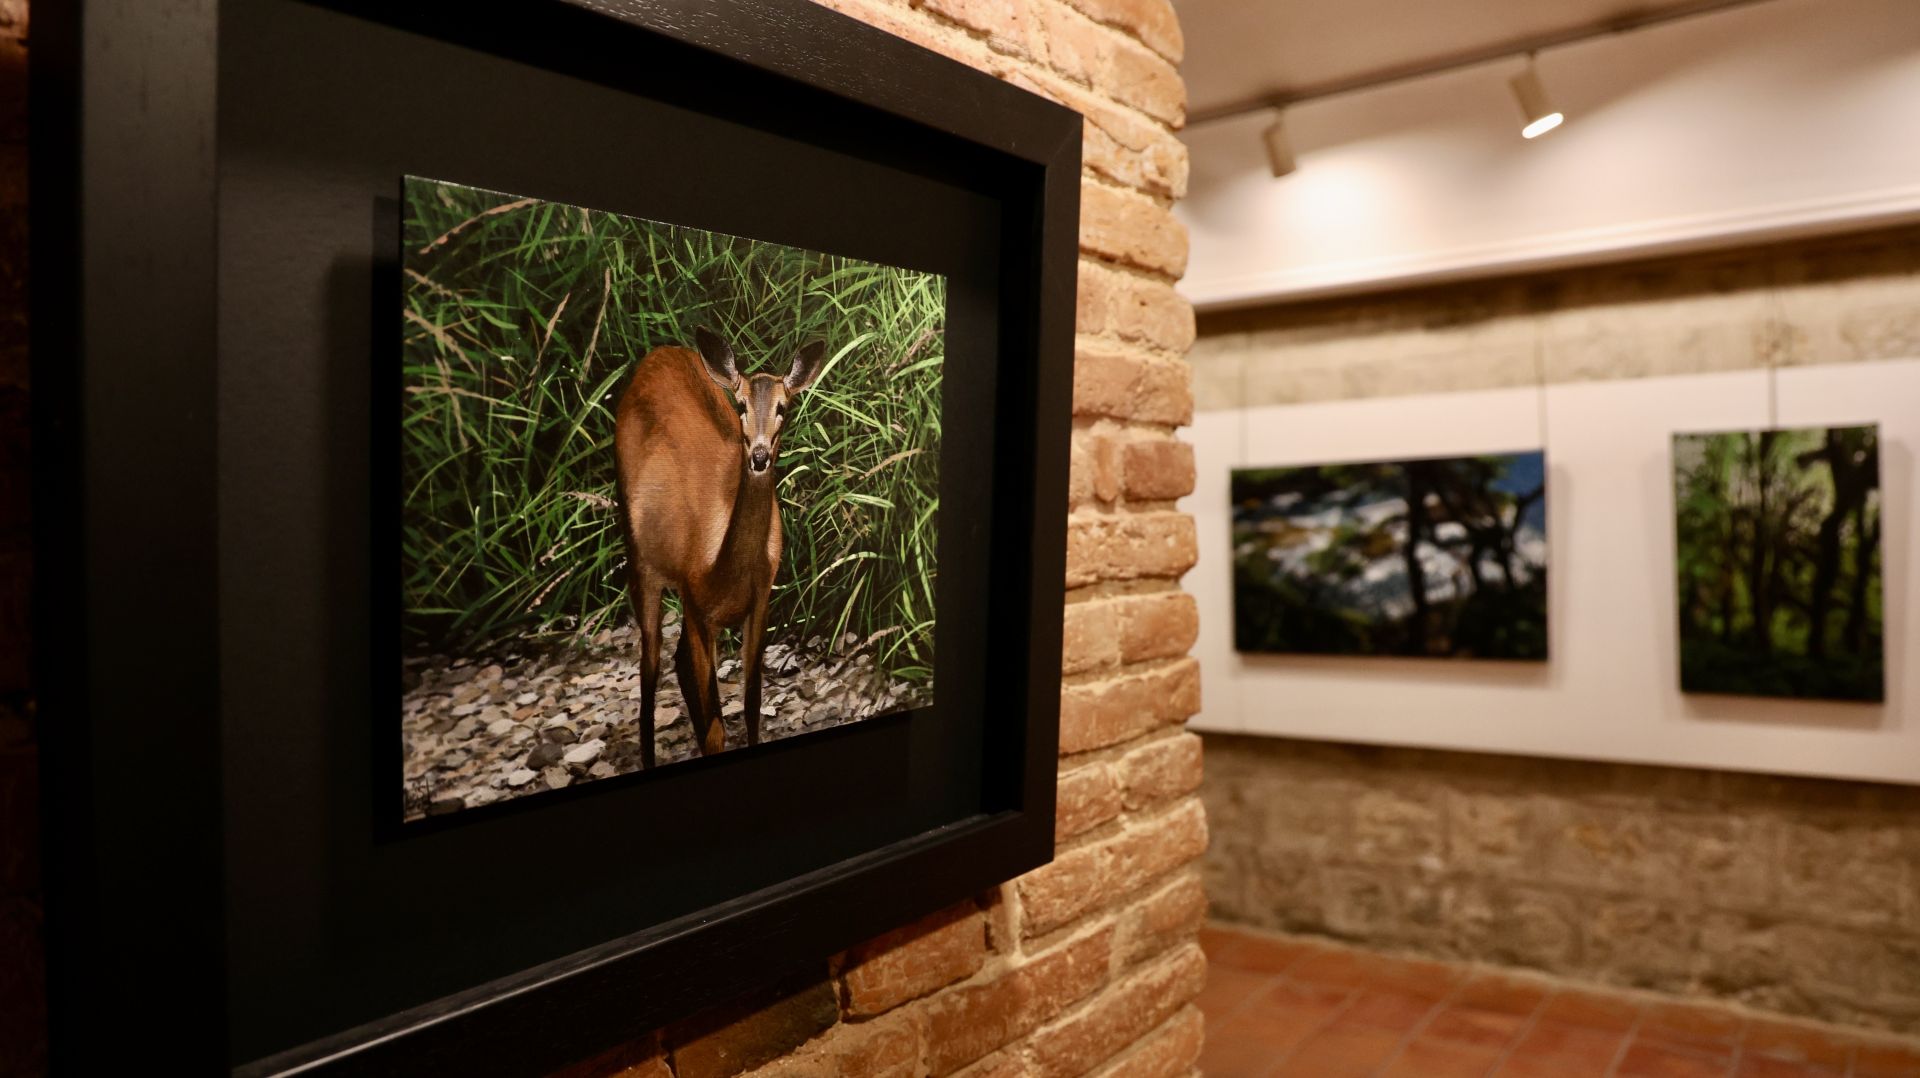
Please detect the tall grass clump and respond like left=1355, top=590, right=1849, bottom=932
left=400, top=177, right=943, bottom=685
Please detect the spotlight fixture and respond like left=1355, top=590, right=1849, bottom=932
left=1509, top=55, right=1564, bottom=139
left=1262, top=109, right=1297, bottom=177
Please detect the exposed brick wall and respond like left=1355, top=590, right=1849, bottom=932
left=550, top=2, right=1209, bottom=1077
left=0, top=1, right=41, bottom=1074
left=1191, top=227, right=1920, bottom=1038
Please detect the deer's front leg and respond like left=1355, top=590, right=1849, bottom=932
left=631, top=572, right=662, bottom=770
left=675, top=613, right=724, bottom=756
left=742, top=595, right=769, bottom=748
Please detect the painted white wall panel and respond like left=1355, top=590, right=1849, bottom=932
left=1187, top=408, right=1241, bottom=734
left=1180, top=359, right=1920, bottom=783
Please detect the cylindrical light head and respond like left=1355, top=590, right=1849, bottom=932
left=1262, top=110, right=1297, bottom=177
left=1509, top=60, right=1563, bottom=139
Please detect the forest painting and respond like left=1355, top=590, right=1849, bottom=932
left=1673, top=424, right=1883, bottom=702
left=1231, top=452, right=1549, bottom=660
left=399, top=177, right=944, bottom=821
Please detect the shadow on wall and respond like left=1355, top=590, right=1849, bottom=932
left=1239, top=653, right=1552, bottom=690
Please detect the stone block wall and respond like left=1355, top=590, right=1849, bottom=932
left=1189, top=225, right=1920, bottom=410
left=540, top=1, right=1211, bottom=1074
left=1192, top=226, right=1920, bottom=1036
left=0, top=1, right=41, bottom=1074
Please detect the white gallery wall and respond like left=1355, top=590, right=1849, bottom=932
left=1177, top=0, right=1920, bottom=308
left=1183, top=360, right=1920, bottom=785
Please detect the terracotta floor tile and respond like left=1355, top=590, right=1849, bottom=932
left=1639, top=1001, right=1746, bottom=1057
left=1284, top=948, right=1382, bottom=990
left=1198, top=1028, right=1281, bottom=1078
left=1202, top=1011, right=1305, bottom=1078
left=1276, top=1023, right=1409, bottom=1077
left=1635, top=1022, right=1743, bottom=1060
left=1225, top=978, right=1356, bottom=1058
left=1198, top=927, right=1915, bottom=1078
left=1198, top=968, right=1279, bottom=1024
left=1497, top=1059, right=1601, bottom=1078
left=1642, top=1001, right=1746, bottom=1038
left=1634, top=1036, right=1736, bottom=1066
left=1537, top=988, right=1645, bottom=1033
left=1731, top=1053, right=1842, bottom=1077
left=1454, top=971, right=1553, bottom=1018
left=1377, top=1036, right=1505, bottom=1078
left=1211, top=933, right=1318, bottom=976
left=1220, top=1006, right=1328, bottom=1055
left=1499, top=1019, right=1629, bottom=1077
left=1422, top=1004, right=1529, bottom=1051
left=1338, top=989, right=1443, bottom=1033
left=1740, top=1018, right=1854, bottom=1069
left=1496, top=1051, right=1621, bottom=1078
left=1614, top=1042, right=1736, bottom=1078
left=1242, top=977, right=1356, bottom=1023
left=1853, top=1038, right=1920, bottom=1077
left=1200, top=924, right=1242, bottom=958
left=1366, top=954, right=1474, bottom=1001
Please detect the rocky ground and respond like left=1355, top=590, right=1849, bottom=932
left=401, top=614, right=931, bottom=821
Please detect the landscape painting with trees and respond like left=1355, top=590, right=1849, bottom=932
left=1673, top=424, right=1884, bottom=702
left=1231, top=451, right=1548, bottom=660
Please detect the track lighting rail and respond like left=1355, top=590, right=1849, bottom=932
left=1186, top=0, right=1779, bottom=127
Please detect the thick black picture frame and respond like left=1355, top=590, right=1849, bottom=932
left=31, top=1, right=1078, bottom=1073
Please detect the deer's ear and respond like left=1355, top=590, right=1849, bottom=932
left=693, top=326, right=740, bottom=390
left=785, top=341, right=828, bottom=393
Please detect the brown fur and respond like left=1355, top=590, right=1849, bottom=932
left=613, top=334, right=823, bottom=765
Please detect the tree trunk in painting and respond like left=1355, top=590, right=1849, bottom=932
left=1845, top=505, right=1878, bottom=654
left=1747, top=432, right=1774, bottom=657
left=1402, top=466, right=1431, bottom=655
left=1803, top=428, right=1874, bottom=659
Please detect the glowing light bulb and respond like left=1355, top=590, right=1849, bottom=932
left=1510, top=59, right=1564, bottom=140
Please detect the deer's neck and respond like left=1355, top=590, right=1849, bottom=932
left=716, top=461, right=777, bottom=584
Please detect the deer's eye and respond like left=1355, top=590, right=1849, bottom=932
left=775, top=402, right=787, bottom=420
left=735, top=400, right=747, bottom=416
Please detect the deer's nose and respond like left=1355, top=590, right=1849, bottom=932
left=751, top=445, right=770, bottom=471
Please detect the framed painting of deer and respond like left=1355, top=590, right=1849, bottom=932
left=35, top=0, right=1077, bottom=1073
left=399, top=176, right=946, bottom=821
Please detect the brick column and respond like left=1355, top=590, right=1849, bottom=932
left=554, top=2, right=1207, bottom=1076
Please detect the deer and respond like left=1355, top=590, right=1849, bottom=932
left=613, top=327, right=827, bottom=768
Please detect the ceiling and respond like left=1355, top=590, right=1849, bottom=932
left=1177, top=0, right=1739, bottom=119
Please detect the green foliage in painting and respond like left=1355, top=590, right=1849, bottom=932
left=1673, top=425, right=1883, bottom=702
left=399, top=178, right=943, bottom=685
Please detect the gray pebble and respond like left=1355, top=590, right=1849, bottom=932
left=563, top=738, right=605, bottom=767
